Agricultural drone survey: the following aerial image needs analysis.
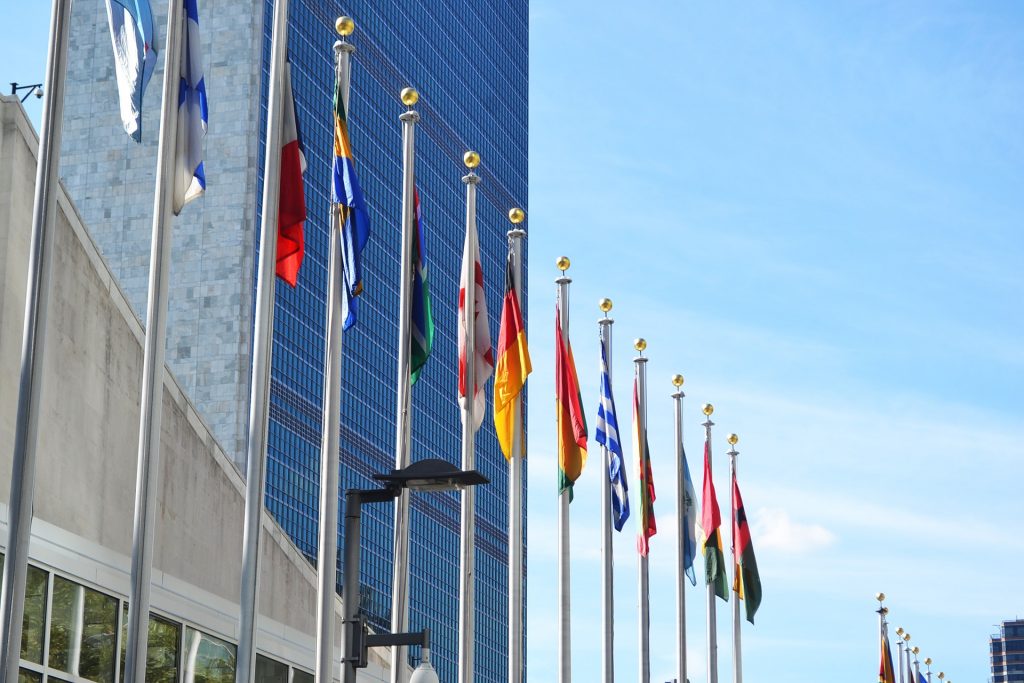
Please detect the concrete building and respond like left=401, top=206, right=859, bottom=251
left=58, top=1, right=528, bottom=681
left=991, top=619, right=1024, bottom=683
left=0, top=95, right=391, bottom=682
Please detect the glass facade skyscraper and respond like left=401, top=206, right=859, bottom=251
left=57, top=1, right=527, bottom=681
left=992, top=619, right=1024, bottom=683
left=257, top=3, right=527, bottom=681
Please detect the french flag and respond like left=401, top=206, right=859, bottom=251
left=276, top=64, right=307, bottom=286
left=105, top=0, right=157, bottom=142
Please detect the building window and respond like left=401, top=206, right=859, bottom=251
left=255, top=654, right=288, bottom=683
left=119, top=607, right=180, bottom=683
left=48, top=575, right=118, bottom=682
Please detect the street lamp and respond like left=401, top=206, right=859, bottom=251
left=341, top=458, right=489, bottom=683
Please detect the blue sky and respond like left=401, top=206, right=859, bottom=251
left=5, top=1, right=1024, bottom=682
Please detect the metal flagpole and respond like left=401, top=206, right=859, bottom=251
left=925, top=657, right=933, bottom=683
left=903, top=631, right=912, bottom=683
left=314, top=18, right=355, bottom=683
left=122, top=0, right=188, bottom=679
left=876, top=594, right=889, bottom=682
left=506, top=208, right=526, bottom=683
left=598, top=300, right=614, bottom=683
left=703, top=404, right=718, bottom=683
left=235, top=0, right=291, bottom=680
left=389, top=86, right=420, bottom=683
left=671, top=374, right=687, bottom=683
left=913, top=647, right=921, bottom=683
left=555, top=257, right=572, bottom=683
left=896, top=628, right=906, bottom=683
left=727, top=434, right=741, bottom=683
left=634, top=339, right=650, bottom=683
left=457, top=151, right=481, bottom=683
left=0, top=1, right=71, bottom=680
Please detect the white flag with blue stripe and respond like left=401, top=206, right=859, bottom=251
left=173, top=0, right=207, bottom=214
left=595, top=337, right=629, bottom=530
left=105, top=0, right=158, bottom=141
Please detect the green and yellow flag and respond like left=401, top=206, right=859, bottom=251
left=555, top=305, right=586, bottom=498
left=700, top=439, right=729, bottom=600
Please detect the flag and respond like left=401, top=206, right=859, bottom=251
left=172, top=0, right=208, bottom=215
left=555, top=305, right=586, bottom=498
left=275, top=64, right=307, bottom=286
left=700, top=439, right=729, bottom=601
left=105, top=0, right=157, bottom=141
left=879, top=630, right=895, bottom=683
left=917, top=673, right=928, bottom=683
left=493, top=248, right=531, bottom=458
left=632, top=380, right=656, bottom=555
left=332, top=62, right=370, bottom=329
left=681, top=445, right=699, bottom=586
left=732, top=476, right=762, bottom=623
left=410, top=190, right=434, bottom=383
left=458, top=205, right=493, bottom=429
left=595, top=338, right=628, bottom=530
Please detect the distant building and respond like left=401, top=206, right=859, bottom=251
left=991, top=619, right=1024, bottom=683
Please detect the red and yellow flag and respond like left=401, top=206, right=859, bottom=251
left=879, top=630, right=895, bottom=683
left=555, top=304, right=587, bottom=497
left=633, top=380, right=656, bottom=556
left=493, top=250, right=531, bottom=458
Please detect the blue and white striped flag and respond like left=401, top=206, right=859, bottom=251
left=172, top=0, right=208, bottom=214
left=681, top=444, right=699, bottom=585
left=595, top=338, right=629, bottom=530
left=105, top=0, right=158, bottom=142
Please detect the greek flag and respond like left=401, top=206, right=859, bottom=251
left=105, top=0, right=157, bottom=142
left=595, top=338, right=629, bottom=530
left=172, top=0, right=207, bottom=215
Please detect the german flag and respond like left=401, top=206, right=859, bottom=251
left=879, top=630, right=895, bottom=683
left=555, top=304, right=586, bottom=498
left=701, top=440, right=729, bottom=601
left=493, top=249, right=531, bottom=458
left=732, top=476, right=762, bottom=623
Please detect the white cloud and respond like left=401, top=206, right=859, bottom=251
left=751, top=507, right=836, bottom=553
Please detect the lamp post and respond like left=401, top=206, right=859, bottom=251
left=342, top=459, right=489, bottom=683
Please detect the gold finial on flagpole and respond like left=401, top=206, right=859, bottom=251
left=896, top=627, right=904, bottom=636
left=727, top=433, right=738, bottom=445
left=633, top=338, right=647, bottom=353
left=463, top=151, right=481, bottom=169
left=702, top=403, right=714, bottom=416
left=937, top=673, right=944, bottom=680
left=400, top=87, right=419, bottom=107
left=509, top=207, right=525, bottom=224
left=904, top=632, right=911, bottom=642
left=672, top=374, right=684, bottom=388
left=556, top=256, right=570, bottom=272
left=599, top=298, right=613, bottom=313
left=877, top=593, right=887, bottom=604
left=336, top=16, right=355, bottom=36
left=912, top=646, right=919, bottom=655
left=925, top=658, right=932, bottom=666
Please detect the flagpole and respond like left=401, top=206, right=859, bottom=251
left=598, top=300, right=615, bottom=683
left=313, top=18, right=355, bottom=683
left=903, top=631, right=912, bottom=683
left=234, top=0, right=291, bottom=680
left=727, top=434, right=741, bottom=683
left=390, top=86, right=421, bottom=683
left=925, top=657, right=932, bottom=683
left=876, top=593, right=889, bottom=681
left=896, top=627, right=906, bottom=683
left=0, top=2, right=71, bottom=680
left=671, top=374, right=687, bottom=683
left=120, top=0, right=190, bottom=679
left=703, top=404, right=718, bottom=683
left=457, top=151, right=481, bottom=683
left=913, top=647, right=921, bottom=683
left=555, top=256, right=572, bottom=683
left=634, top=339, right=650, bottom=683
left=506, top=209, right=527, bottom=683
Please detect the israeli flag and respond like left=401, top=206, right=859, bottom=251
left=173, top=0, right=208, bottom=214
left=105, top=0, right=157, bottom=141
left=595, top=338, right=629, bottom=530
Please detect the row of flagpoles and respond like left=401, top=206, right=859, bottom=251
left=551, top=262, right=764, bottom=683
left=877, top=594, right=951, bottom=683
left=0, top=2, right=535, bottom=683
